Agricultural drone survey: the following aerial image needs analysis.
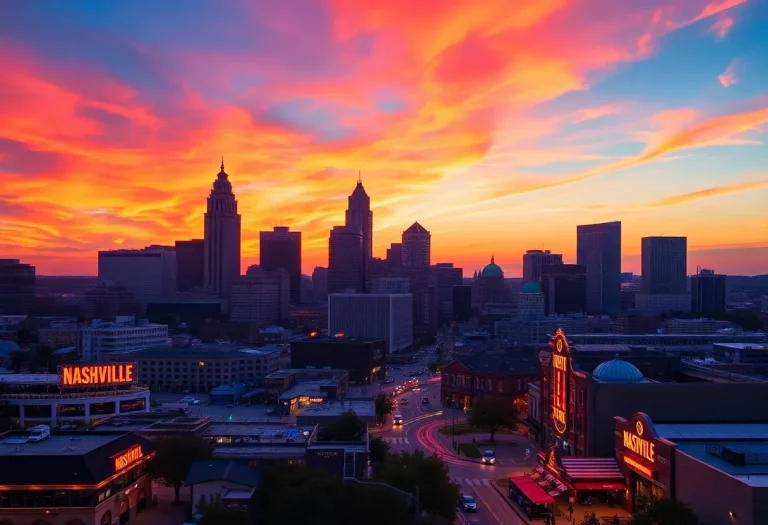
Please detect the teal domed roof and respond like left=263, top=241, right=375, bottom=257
left=592, top=358, right=644, bottom=383
left=0, top=341, right=19, bottom=356
left=521, top=282, right=542, bottom=294
left=481, top=256, right=504, bottom=278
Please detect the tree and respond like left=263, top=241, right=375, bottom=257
left=580, top=512, right=601, bottom=525
left=630, top=498, right=699, bottom=525
left=319, top=410, right=365, bottom=441
left=375, top=393, right=394, bottom=424
left=377, top=450, right=460, bottom=522
left=146, top=436, right=214, bottom=504
left=196, top=494, right=251, bottom=525
left=368, top=436, right=391, bottom=472
left=466, top=397, right=518, bottom=441
left=259, top=464, right=411, bottom=525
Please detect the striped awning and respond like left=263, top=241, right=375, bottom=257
left=561, top=457, right=624, bottom=481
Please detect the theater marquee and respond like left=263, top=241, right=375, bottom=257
left=60, top=363, right=137, bottom=387
left=550, top=328, right=571, bottom=435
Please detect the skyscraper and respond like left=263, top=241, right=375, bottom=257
left=175, top=239, right=205, bottom=293
left=260, top=226, right=302, bottom=304
left=0, top=259, right=36, bottom=314
left=691, top=268, right=726, bottom=314
left=576, top=221, right=621, bottom=315
left=540, top=264, right=587, bottom=315
left=98, top=246, right=176, bottom=307
left=327, top=226, right=363, bottom=293
left=522, top=250, right=563, bottom=284
left=345, top=175, right=373, bottom=290
left=386, top=243, right=403, bottom=273
left=641, top=236, right=687, bottom=294
left=204, top=160, right=241, bottom=299
left=402, top=222, right=431, bottom=268
left=312, top=266, right=328, bottom=301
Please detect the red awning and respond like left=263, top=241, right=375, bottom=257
left=561, top=457, right=624, bottom=481
left=509, top=476, right=556, bottom=505
left=573, top=481, right=626, bottom=491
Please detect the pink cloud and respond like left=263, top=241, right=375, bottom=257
left=709, top=15, right=735, bottom=38
left=719, top=60, right=738, bottom=87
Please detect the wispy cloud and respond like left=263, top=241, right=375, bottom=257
left=709, top=16, right=735, bottom=39
left=648, top=178, right=768, bottom=207
left=719, top=60, right=738, bottom=87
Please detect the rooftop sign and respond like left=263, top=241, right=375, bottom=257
left=60, top=363, right=136, bottom=387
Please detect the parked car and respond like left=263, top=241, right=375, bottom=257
left=460, top=495, right=477, bottom=512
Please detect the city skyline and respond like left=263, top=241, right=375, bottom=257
left=1, top=1, right=767, bottom=277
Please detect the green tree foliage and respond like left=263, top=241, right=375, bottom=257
left=145, top=436, right=214, bottom=504
left=196, top=494, right=251, bottom=525
left=630, top=498, right=699, bottom=525
left=579, top=512, right=601, bottom=525
left=368, top=436, right=391, bottom=472
left=377, top=450, right=460, bottom=522
left=466, top=397, right=518, bottom=441
left=259, top=464, right=411, bottom=525
left=375, top=393, right=394, bottom=424
left=319, top=410, right=366, bottom=441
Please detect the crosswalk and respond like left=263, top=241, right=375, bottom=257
left=382, top=437, right=410, bottom=444
left=451, top=477, right=495, bottom=487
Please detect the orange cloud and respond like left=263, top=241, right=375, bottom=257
left=709, top=16, right=735, bottom=38
left=647, top=178, right=768, bottom=207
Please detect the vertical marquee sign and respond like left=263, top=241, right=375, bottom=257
left=550, top=328, right=571, bottom=435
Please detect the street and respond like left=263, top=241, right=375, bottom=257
left=378, top=374, right=532, bottom=525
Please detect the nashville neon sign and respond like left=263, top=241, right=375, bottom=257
left=551, top=329, right=569, bottom=434
left=113, top=445, right=143, bottom=472
left=61, top=364, right=135, bottom=387
left=623, top=420, right=656, bottom=463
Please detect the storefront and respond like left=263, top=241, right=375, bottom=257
left=534, top=446, right=626, bottom=506
left=0, top=431, right=155, bottom=525
left=614, top=412, right=675, bottom=511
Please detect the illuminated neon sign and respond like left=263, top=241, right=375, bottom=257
left=550, top=329, right=570, bottom=434
left=623, top=420, right=656, bottom=463
left=61, top=364, right=135, bottom=387
left=113, top=445, right=143, bottom=472
left=623, top=455, right=654, bottom=478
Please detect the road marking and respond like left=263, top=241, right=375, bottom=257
left=469, top=482, right=505, bottom=525
left=382, top=437, right=410, bottom=444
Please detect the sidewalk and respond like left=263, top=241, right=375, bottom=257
left=555, top=501, right=631, bottom=524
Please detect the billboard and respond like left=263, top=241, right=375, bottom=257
left=60, top=363, right=137, bottom=388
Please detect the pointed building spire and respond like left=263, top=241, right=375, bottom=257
left=220, top=156, right=225, bottom=172
left=358, top=170, right=362, bottom=184
left=491, top=255, right=495, bottom=264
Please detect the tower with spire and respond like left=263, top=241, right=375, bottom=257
left=204, top=159, right=241, bottom=300
left=344, top=173, right=373, bottom=291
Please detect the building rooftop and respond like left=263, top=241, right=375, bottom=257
left=294, top=399, right=375, bottom=418
left=279, top=380, right=341, bottom=400
left=450, top=354, right=540, bottom=376
left=0, top=432, right=123, bottom=455
left=0, top=373, right=59, bottom=385
left=297, top=335, right=386, bottom=344
left=656, top=423, right=768, bottom=441
left=185, top=459, right=261, bottom=487
left=119, top=343, right=281, bottom=358
left=206, top=422, right=315, bottom=443
left=266, top=368, right=347, bottom=380
left=713, top=343, right=768, bottom=350
left=676, top=441, right=768, bottom=487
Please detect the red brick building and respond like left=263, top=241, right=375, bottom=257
left=441, top=354, right=540, bottom=414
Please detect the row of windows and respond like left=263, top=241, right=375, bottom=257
left=443, top=373, right=526, bottom=394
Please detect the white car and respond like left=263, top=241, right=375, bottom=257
left=393, top=415, right=404, bottom=425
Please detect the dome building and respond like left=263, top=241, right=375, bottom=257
left=591, top=358, right=646, bottom=383
left=472, top=256, right=508, bottom=313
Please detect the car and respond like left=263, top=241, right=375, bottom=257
left=481, top=450, right=496, bottom=464
left=393, top=414, right=403, bottom=425
left=226, top=403, right=235, bottom=408
left=400, top=398, right=409, bottom=405
left=460, top=495, right=477, bottom=512
left=421, top=396, right=430, bottom=404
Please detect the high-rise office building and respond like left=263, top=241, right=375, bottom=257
left=576, top=221, right=621, bottom=315
left=641, top=236, right=687, bottom=294
left=312, top=266, right=328, bottom=301
left=0, top=259, right=35, bottom=314
left=386, top=243, right=403, bottom=272
left=260, top=226, right=301, bottom=304
left=540, top=264, right=587, bottom=315
left=204, top=160, right=241, bottom=298
left=98, top=246, right=176, bottom=307
left=175, top=239, right=205, bottom=293
left=402, top=222, right=431, bottom=269
left=328, top=226, right=363, bottom=293
left=231, top=266, right=289, bottom=326
left=522, top=250, right=563, bottom=284
left=691, top=268, right=727, bottom=314
left=328, top=293, right=413, bottom=353
left=432, top=263, right=463, bottom=320
left=345, top=175, right=373, bottom=290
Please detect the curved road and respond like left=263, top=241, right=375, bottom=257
left=380, top=380, right=529, bottom=525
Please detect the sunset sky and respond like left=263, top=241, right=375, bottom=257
left=1, top=0, right=767, bottom=277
